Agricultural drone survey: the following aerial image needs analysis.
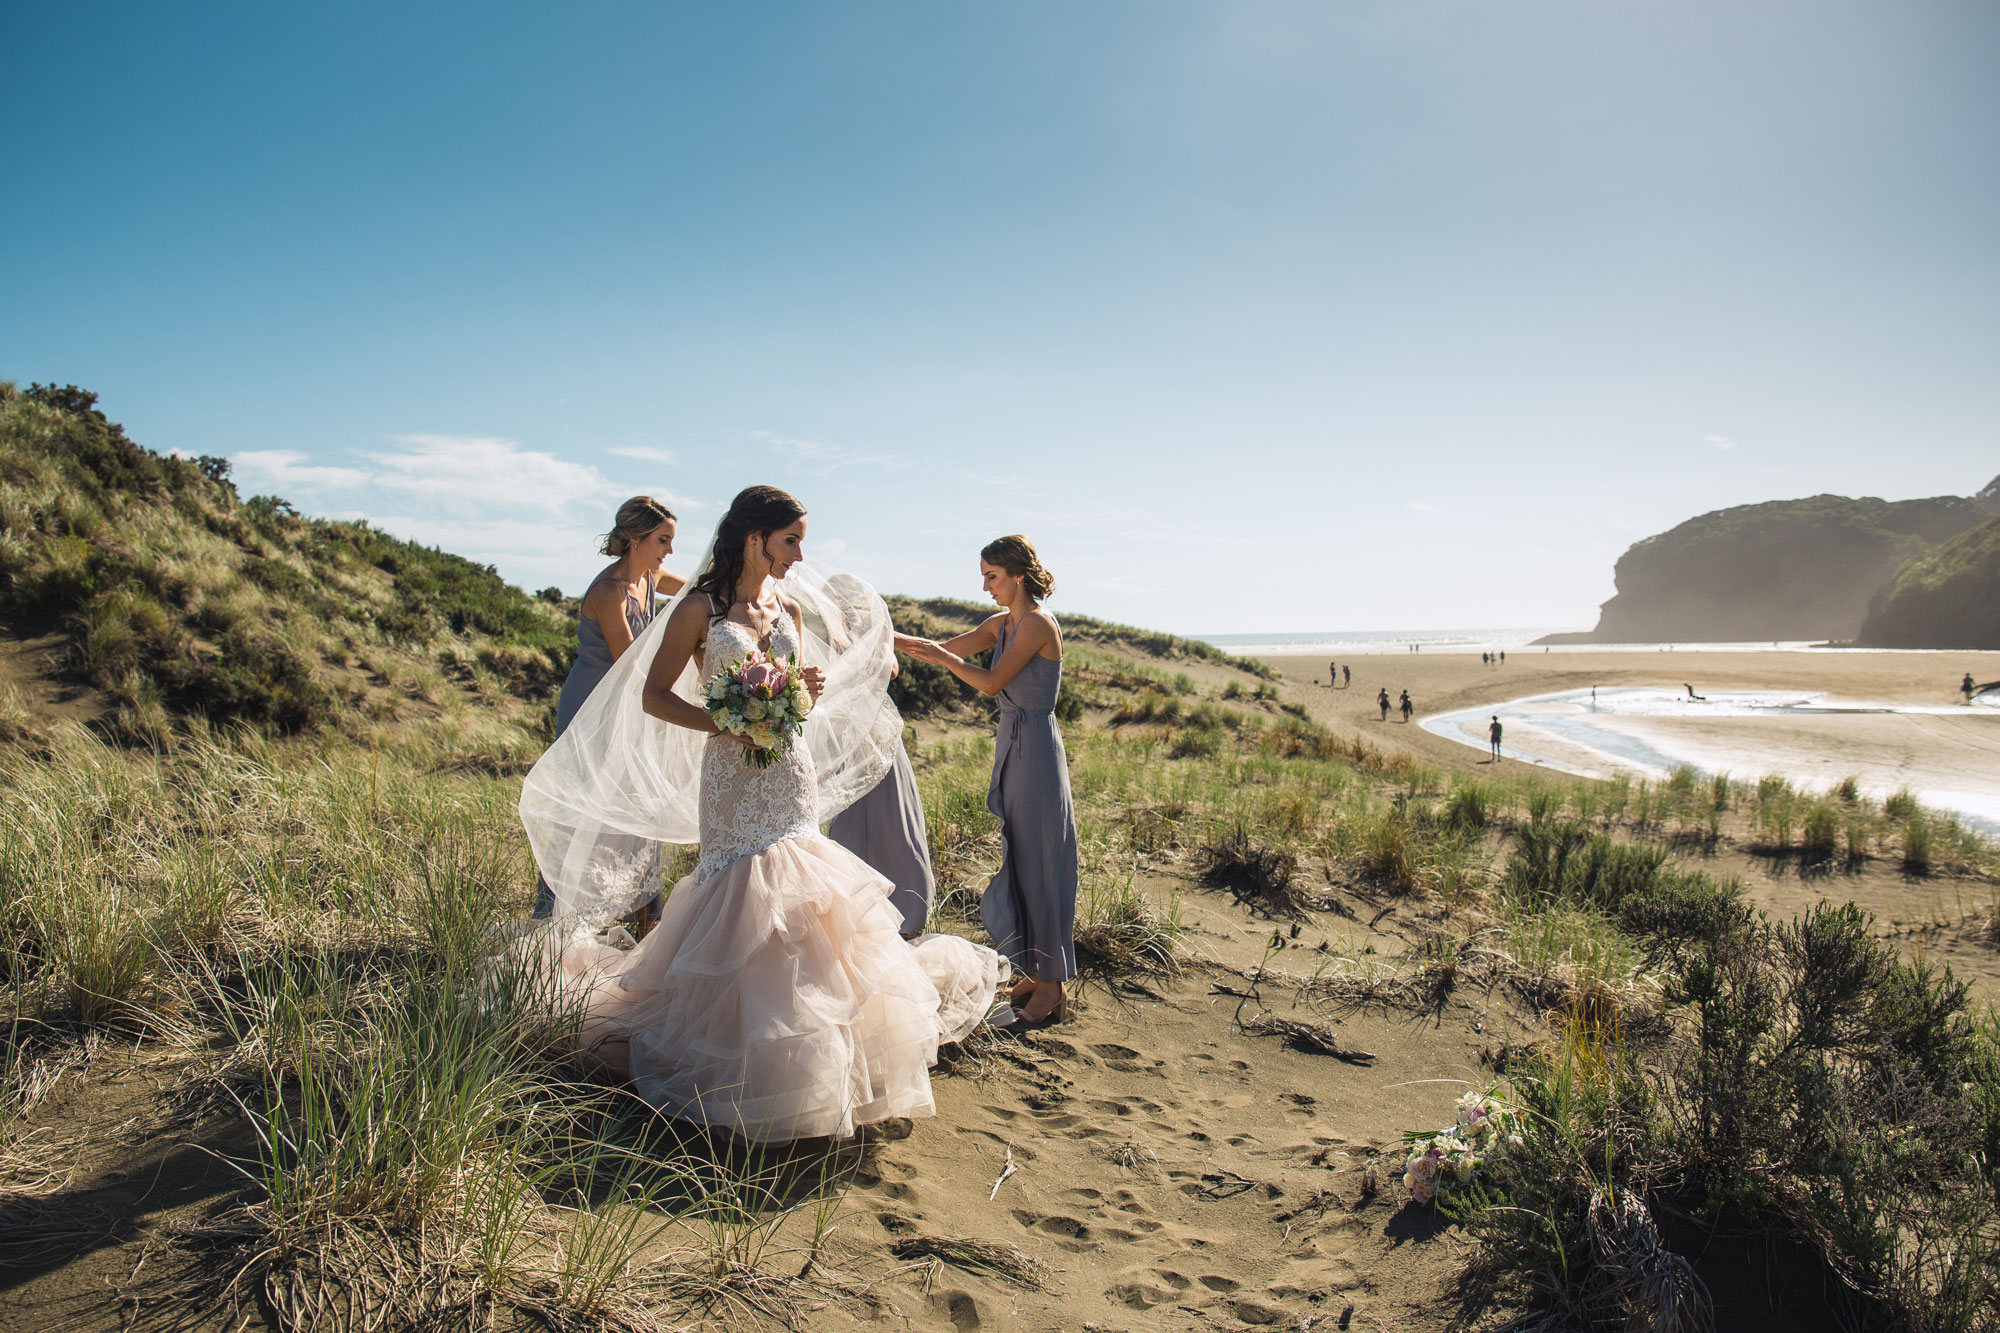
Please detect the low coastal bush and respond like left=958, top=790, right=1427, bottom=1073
left=1464, top=824, right=2000, bottom=1330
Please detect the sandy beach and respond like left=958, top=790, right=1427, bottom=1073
left=1261, top=647, right=2000, bottom=826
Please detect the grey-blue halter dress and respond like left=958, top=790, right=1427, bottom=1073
left=533, top=567, right=656, bottom=917
left=979, top=615, right=1079, bottom=981
left=828, top=738, right=935, bottom=937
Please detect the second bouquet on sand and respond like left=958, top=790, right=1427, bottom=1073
left=703, top=650, right=812, bottom=768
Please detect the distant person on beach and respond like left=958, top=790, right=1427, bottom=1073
left=1329, top=660, right=1337, bottom=688
left=1399, top=690, right=1413, bottom=723
left=1964, top=673, right=1977, bottom=703
left=1343, top=664, right=1351, bottom=686
left=1684, top=683, right=1706, bottom=701
left=1377, top=687, right=1391, bottom=721
left=1499, top=651, right=1506, bottom=664
left=1488, top=716, right=1502, bottom=761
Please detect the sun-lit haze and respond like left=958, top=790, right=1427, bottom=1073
left=4, top=2, right=1996, bottom=634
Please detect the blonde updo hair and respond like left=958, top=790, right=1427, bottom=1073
left=602, top=495, right=676, bottom=557
left=981, top=534, right=1054, bottom=602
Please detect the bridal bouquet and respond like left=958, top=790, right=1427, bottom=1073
left=1401, top=1089, right=1524, bottom=1205
left=704, top=650, right=812, bottom=768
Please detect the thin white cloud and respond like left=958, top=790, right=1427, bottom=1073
left=608, top=444, right=678, bottom=465
left=1706, top=434, right=1736, bottom=451
left=750, top=429, right=904, bottom=471
left=369, top=433, right=617, bottom=515
left=232, top=449, right=372, bottom=490
left=1087, top=575, right=1164, bottom=594
left=1407, top=502, right=1438, bottom=512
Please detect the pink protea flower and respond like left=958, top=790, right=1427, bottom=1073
left=739, top=659, right=787, bottom=698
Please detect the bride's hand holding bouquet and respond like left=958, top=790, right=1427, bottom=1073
left=704, top=651, right=817, bottom=767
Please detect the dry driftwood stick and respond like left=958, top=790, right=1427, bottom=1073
left=988, top=1146, right=1017, bottom=1200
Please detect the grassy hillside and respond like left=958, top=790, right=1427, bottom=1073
left=0, top=383, right=571, bottom=745
left=1861, top=513, right=2000, bottom=649
left=1563, top=491, right=1991, bottom=643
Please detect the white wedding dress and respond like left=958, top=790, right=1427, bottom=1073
left=542, top=608, right=1005, bottom=1141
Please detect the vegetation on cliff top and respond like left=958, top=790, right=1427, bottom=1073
left=1862, top=512, right=2000, bottom=650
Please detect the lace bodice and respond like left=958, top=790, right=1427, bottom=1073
left=695, top=611, right=818, bottom=882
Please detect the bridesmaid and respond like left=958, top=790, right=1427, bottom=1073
left=828, top=668, right=936, bottom=938
left=896, top=535, right=1077, bottom=1022
left=533, top=495, right=685, bottom=918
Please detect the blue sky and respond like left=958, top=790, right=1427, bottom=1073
left=4, top=1, right=1996, bottom=633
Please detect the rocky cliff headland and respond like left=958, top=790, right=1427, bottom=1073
left=1542, top=479, right=2000, bottom=645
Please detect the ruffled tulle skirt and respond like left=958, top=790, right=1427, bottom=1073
left=546, top=833, right=1005, bottom=1141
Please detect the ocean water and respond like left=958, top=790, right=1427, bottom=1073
left=1194, top=629, right=1981, bottom=658
left=1195, top=628, right=1575, bottom=657
left=1421, top=687, right=2000, bottom=832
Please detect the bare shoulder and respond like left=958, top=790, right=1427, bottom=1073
left=1024, top=608, right=1062, bottom=645
left=665, top=591, right=711, bottom=631
left=579, top=577, right=622, bottom=620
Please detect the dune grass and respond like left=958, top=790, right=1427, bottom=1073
left=0, top=385, right=570, bottom=742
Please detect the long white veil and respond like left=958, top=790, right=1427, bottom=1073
left=519, top=557, right=904, bottom=928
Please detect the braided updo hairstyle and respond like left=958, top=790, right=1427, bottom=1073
left=601, top=495, right=676, bottom=557
left=980, top=534, right=1054, bottom=602
left=691, top=485, right=807, bottom=618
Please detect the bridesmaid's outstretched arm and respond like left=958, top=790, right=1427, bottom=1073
left=900, top=612, right=1056, bottom=697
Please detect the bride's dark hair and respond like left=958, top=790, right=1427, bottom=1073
left=692, top=485, right=807, bottom=617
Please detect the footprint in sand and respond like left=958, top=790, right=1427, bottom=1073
left=1031, top=1036, right=1087, bottom=1061
left=978, top=1103, right=1019, bottom=1121
left=1106, top=1266, right=1195, bottom=1309
left=1090, top=1043, right=1141, bottom=1059
left=1199, top=1275, right=1242, bottom=1292
left=953, top=1127, right=1036, bottom=1157
left=1107, top=1279, right=1176, bottom=1310
left=1232, top=1298, right=1287, bottom=1325
left=930, top=1289, right=982, bottom=1331
left=1010, top=1209, right=1096, bottom=1247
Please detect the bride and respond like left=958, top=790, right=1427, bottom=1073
left=519, top=485, right=1005, bottom=1142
